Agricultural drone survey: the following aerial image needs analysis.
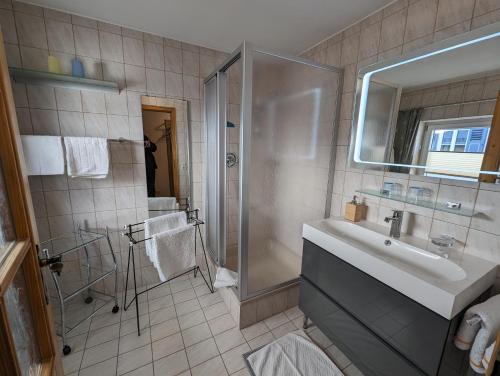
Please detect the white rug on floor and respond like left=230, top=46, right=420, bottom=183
left=245, top=330, right=344, bottom=376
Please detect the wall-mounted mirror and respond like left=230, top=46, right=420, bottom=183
left=351, top=24, right=500, bottom=183
left=141, top=96, right=191, bottom=217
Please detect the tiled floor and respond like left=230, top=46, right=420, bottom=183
left=60, top=272, right=363, bottom=376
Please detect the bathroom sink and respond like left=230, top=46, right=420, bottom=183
left=303, top=217, right=497, bottom=319
left=321, top=219, right=466, bottom=282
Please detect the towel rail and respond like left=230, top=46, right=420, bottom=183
left=121, top=208, right=214, bottom=336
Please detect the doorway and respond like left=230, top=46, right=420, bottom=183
left=141, top=105, right=179, bottom=199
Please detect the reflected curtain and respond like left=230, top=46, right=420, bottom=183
left=390, top=108, right=423, bottom=173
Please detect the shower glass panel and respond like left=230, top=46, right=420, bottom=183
left=241, top=49, right=340, bottom=297
left=225, top=60, right=242, bottom=273
left=204, top=75, right=224, bottom=263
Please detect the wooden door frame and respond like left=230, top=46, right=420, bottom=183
left=141, top=105, right=180, bottom=199
left=0, top=31, right=62, bottom=375
left=480, top=91, right=500, bottom=183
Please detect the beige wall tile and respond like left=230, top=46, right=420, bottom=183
left=379, top=9, right=407, bottom=51
left=435, top=0, right=475, bottom=30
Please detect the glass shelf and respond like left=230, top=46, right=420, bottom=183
left=356, top=189, right=476, bottom=217
left=9, top=68, right=120, bottom=94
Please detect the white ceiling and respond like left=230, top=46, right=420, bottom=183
left=26, top=0, right=393, bottom=53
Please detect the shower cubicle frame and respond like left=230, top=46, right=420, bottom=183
left=204, top=41, right=343, bottom=301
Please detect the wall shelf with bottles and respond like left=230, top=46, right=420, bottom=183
left=356, top=189, right=477, bottom=217
left=9, top=68, right=120, bottom=94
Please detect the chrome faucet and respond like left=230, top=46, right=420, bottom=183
left=384, top=210, right=403, bottom=238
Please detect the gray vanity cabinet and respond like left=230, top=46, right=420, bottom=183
left=299, top=239, right=487, bottom=376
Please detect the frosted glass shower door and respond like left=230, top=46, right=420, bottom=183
left=240, top=46, right=341, bottom=298
left=204, top=74, right=226, bottom=264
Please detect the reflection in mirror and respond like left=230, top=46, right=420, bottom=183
left=353, top=27, right=500, bottom=183
left=141, top=97, right=191, bottom=218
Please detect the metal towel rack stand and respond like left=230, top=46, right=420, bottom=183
left=121, top=208, right=214, bottom=336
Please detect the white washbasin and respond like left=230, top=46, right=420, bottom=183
left=303, top=217, right=497, bottom=319
left=320, top=219, right=466, bottom=282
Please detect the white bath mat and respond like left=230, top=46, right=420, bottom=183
left=244, top=330, right=344, bottom=376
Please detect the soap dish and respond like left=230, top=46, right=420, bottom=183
left=431, top=235, right=455, bottom=248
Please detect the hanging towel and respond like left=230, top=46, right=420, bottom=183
left=148, top=197, right=179, bottom=217
left=21, top=135, right=65, bottom=175
left=144, top=212, right=187, bottom=265
left=482, top=340, right=497, bottom=371
left=213, top=267, right=238, bottom=289
left=454, top=294, right=500, bottom=374
left=152, top=224, right=195, bottom=282
left=63, top=137, right=109, bottom=178
left=245, top=330, right=344, bottom=376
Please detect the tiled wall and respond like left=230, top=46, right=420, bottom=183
left=0, top=0, right=229, bottom=292
left=301, top=0, right=500, bottom=290
left=399, top=71, right=500, bottom=118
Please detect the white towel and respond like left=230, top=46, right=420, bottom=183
left=153, top=224, right=195, bottom=282
left=21, top=135, right=65, bottom=175
left=247, top=330, right=344, bottom=376
left=144, top=212, right=187, bottom=265
left=482, top=340, right=497, bottom=371
left=63, top=137, right=109, bottom=178
left=148, top=197, right=179, bottom=218
left=454, top=294, right=500, bottom=373
left=213, top=267, right=238, bottom=289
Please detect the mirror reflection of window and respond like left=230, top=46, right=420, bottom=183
left=420, top=118, right=492, bottom=180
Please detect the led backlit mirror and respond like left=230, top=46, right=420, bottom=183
left=351, top=24, right=500, bottom=182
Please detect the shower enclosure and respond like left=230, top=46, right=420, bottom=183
left=204, top=42, right=342, bottom=301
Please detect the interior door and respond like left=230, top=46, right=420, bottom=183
left=0, top=31, right=62, bottom=376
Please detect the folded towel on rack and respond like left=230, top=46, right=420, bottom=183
left=144, top=212, right=187, bottom=265
left=454, top=294, right=500, bottom=373
left=21, top=135, right=65, bottom=175
left=152, top=224, right=195, bottom=282
left=63, top=137, right=109, bottom=178
left=148, top=197, right=179, bottom=218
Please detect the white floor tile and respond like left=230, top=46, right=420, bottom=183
left=190, top=355, right=229, bottom=376
left=122, top=362, right=153, bottom=376
left=175, top=298, right=201, bottom=316
left=117, top=344, right=153, bottom=375
left=263, top=312, right=289, bottom=330
left=62, top=350, right=83, bottom=374
left=178, top=309, right=206, bottom=330
left=150, top=317, right=180, bottom=342
left=221, top=342, right=250, bottom=374
left=152, top=332, right=184, bottom=361
left=203, top=301, right=229, bottom=321
left=153, top=350, right=189, bottom=376
left=86, top=323, right=120, bottom=348
left=208, top=313, right=236, bottom=335
left=149, top=305, right=177, bottom=326
left=181, top=322, right=212, bottom=347
left=119, top=327, right=152, bottom=354
left=186, top=337, right=220, bottom=367
left=214, top=327, right=246, bottom=353
left=241, top=322, right=268, bottom=341
left=79, top=357, right=117, bottom=376
left=247, top=332, right=274, bottom=350
left=81, top=339, right=118, bottom=369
